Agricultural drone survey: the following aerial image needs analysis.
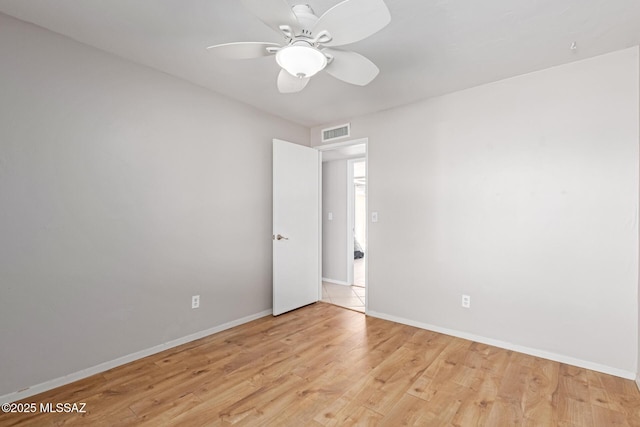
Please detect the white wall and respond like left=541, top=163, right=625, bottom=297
left=0, top=13, right=309, bottom=398
left=313, top=47, right=640, bottom=377
left=322, top=160, right=348, bottom=283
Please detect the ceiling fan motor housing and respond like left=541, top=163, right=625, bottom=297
left=273, top=4, right=332, bottom=79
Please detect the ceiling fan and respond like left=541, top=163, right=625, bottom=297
left=207, top=0, right=391, bottom=93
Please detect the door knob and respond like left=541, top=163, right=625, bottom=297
left=273, top=234, right=289, bottom=241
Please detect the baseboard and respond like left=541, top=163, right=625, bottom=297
left=367, top=310, right=635, bottom=381
left=0, top=309, right=272, bottom=405
left=636, top=375, right=640, bottom=392
left=322, top=277, right=350, bottom=286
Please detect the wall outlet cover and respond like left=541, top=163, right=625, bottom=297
left=461, top=294, right=471, bottom=308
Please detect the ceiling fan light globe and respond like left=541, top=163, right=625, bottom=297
left=276, top=45, right=327, bottom=79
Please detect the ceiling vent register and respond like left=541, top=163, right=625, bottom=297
left=322, top=123, right=351, bottom=142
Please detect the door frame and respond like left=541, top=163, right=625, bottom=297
left=316, top=138, right=368, bottom=312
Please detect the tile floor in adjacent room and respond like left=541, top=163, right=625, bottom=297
left=321, top=282, right=365, bottom=312
left=353, top=257, right=365, bottom=287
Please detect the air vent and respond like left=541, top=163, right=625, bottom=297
left=322, top=123, right=350, bottom=142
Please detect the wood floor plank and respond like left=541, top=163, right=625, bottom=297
left=554, top=394, right=595, bottom=427
left=417, top=388, right=466, bottom=424
left=2, top=302, right=639, bottom=426
left=496, top=353, right=532, bottom=403
left=132, top=392, right=202, bottom=425
left=172, top=380, right=259, bottom=426
left=379, top=393, right=432, bottom=426
left=450, top=374, right=496, bottom=426
left=485, top=396, right=525, bottom=425
left=591, top=404, right=630, bottom=427
left=558, top=364, right=591, bottom=403
left=407, top=337, right=473, bottom=402
left=312, top=396, right=352, bottom=426
left=522, top=357, right=560, bottom=423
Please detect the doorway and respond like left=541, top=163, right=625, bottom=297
left=317, top=139, right=368, bottom=313
left=351, top=159, right=366, bottom=289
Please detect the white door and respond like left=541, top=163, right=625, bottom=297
left=273, top=139, right=320, bottom=316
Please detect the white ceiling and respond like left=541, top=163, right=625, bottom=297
left=1, top=0, right=639, bottom=127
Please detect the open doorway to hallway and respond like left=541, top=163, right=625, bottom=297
left=352, top=159, right=366, bottom=290
left=319, top=141, right=367, bottom=313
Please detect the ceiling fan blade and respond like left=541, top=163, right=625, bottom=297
left=206, top=42, right=280, bottom=59
left=240, top=0, right=300, bottom=35
left=323, top=49, right=379, bottom=86
left=277, top=69, right=310, bottom=93
left=314, top=0, right=390, bottom=47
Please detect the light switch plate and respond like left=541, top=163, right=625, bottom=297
left=371, top=212, right=378, bottom=223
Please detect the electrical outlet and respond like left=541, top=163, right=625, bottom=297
left=461, top=294, right=471, bottom=308
left=192, top=295, right=200, bottom=309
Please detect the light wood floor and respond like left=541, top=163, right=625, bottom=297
left=2, top=302, right=639, bottom=426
